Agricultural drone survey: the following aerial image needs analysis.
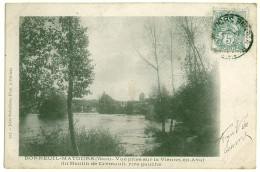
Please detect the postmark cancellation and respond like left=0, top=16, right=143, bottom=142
left=212, top=10, right=253, bottom=59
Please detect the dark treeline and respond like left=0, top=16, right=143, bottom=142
left=34, top=91, right=153, bottom=117
left=98, top=92, right=152, bottom=115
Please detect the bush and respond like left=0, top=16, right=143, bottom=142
left=77, top=127, right=125, bottom=156
left=19, top=126, right=125, bottom=156
left=38, top=90, right=67, bottom=118
left=144, top=123, right=161, bottom=137
left=142, top=132, right=187, bottom=156
left=142, top=128, right=219, bottom=156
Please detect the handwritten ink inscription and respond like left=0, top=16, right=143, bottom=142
left=217, top=114, right=253, bottom=162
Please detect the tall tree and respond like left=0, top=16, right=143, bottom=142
left=170, top=17, right=209, bottom=83
left=137, top=18, right=166, bottom=132
left=166, top=18, right=176, bottom=95
left=20, top=17, right=94, bottom=155
left=19, top=17, right=59, bottom=116
left=166, top=18, right=176, bottom=132
left=56, top=17, right=94, bottom=155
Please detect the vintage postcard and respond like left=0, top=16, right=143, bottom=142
left=4, top=3, right=257, bottom=169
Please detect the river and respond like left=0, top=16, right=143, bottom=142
left=20, top=113, right=172, bottom=156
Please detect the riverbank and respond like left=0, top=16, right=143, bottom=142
left=20, top=113, right=165, bottom=156
left=142, top=124, right=219, bottom=156
left=20, top=127, right=125, bottom=156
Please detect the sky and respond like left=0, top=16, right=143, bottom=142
left=80, top=17, right=209, bottom=101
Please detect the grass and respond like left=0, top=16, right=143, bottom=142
left=19, top=126, right=125, bottom=156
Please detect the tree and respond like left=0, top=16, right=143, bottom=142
left=98, top=92, right=115, bottom=114
left=125, top=101, right=134, bottom=115
left=19, top=17, right=60, bottom=116
left=170, top=17, right=210, bottom=83
left=166, top=18, right=176, bottom=95
left=56, top=17, right=94, bottom=155
left=20, top=17, right=94, bottom=155
left=137, top=18, right=167, bottom=132
left=38, top=88, right=67, bottom=118
left=167, top=17, right=220, bottom=148
left=154, top=86, right=171, bottom=124
left=166, top=18, right=177, bottom=132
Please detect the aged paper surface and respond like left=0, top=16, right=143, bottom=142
left=5, top=3, right=256, bottom=169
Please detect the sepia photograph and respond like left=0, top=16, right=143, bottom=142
left=19, top=16, right=219, bottom=157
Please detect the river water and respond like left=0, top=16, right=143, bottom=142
left=20, top=113, right=172, bottom=156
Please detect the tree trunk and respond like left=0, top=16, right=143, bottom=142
left=67, top=17, right=80, bottom=156
left=169, top=30, right=175, bottom=133
left=170, top=29, right=175, bottom=95
left=170, top=118, right=174, bottom=132
left=156, top=69, right=165, bottom=133
left=67, top=78, right=80, bottom=156
left=194, top=45, right=206, bottom=74
left=162, top=119, right=166, bottom=133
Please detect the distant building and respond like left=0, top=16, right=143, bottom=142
left=139, top=92, right=145, bottom=102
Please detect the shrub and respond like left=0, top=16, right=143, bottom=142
left=38, top=89, right=67, bottom=119
left=142, top=129, right=219, bottom=156
left=144, top=123, right=161, bottom=137
left=77, top=127, right=125, bottom=156
left=19, top=126, right=125, bottom=156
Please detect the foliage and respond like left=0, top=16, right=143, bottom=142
left=38, top=89, right=67, bottom=118
left=154, top=86, right=172, bottom=120
left=144, top=64, right=219, bottom=156
left=19, top=17, right=60, bottom=116
left=172, top=65, right=219, bottom=131
left=72, top=99, right=99, bottom=113
left=19, top=127, right=125, bottom=156
left=19, top=17, right=95, bottom=116
left=98, top=92, right=152, bottom=115
left=55, top=17, right=94, bottom=98
left=98, top=92, right=124, bottom=114
left=147, top=86, right=172, bottom=122
left=144, top=123, right=161, bottom=137
left=56, top=16, right=95, bottom=155
left=169, top=17, right=212, bottom=84
left=125, top=101, right=134, bottom=115
left=20, top=16, right=95, bottom=155
left=77, top=127, right=125, bottom=156
left=142, top=129, right=218, bottom=156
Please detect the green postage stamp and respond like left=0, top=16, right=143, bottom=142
left=4, top=3, right=257, bottom=169
left=212, top=10, right=253, bottom=59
